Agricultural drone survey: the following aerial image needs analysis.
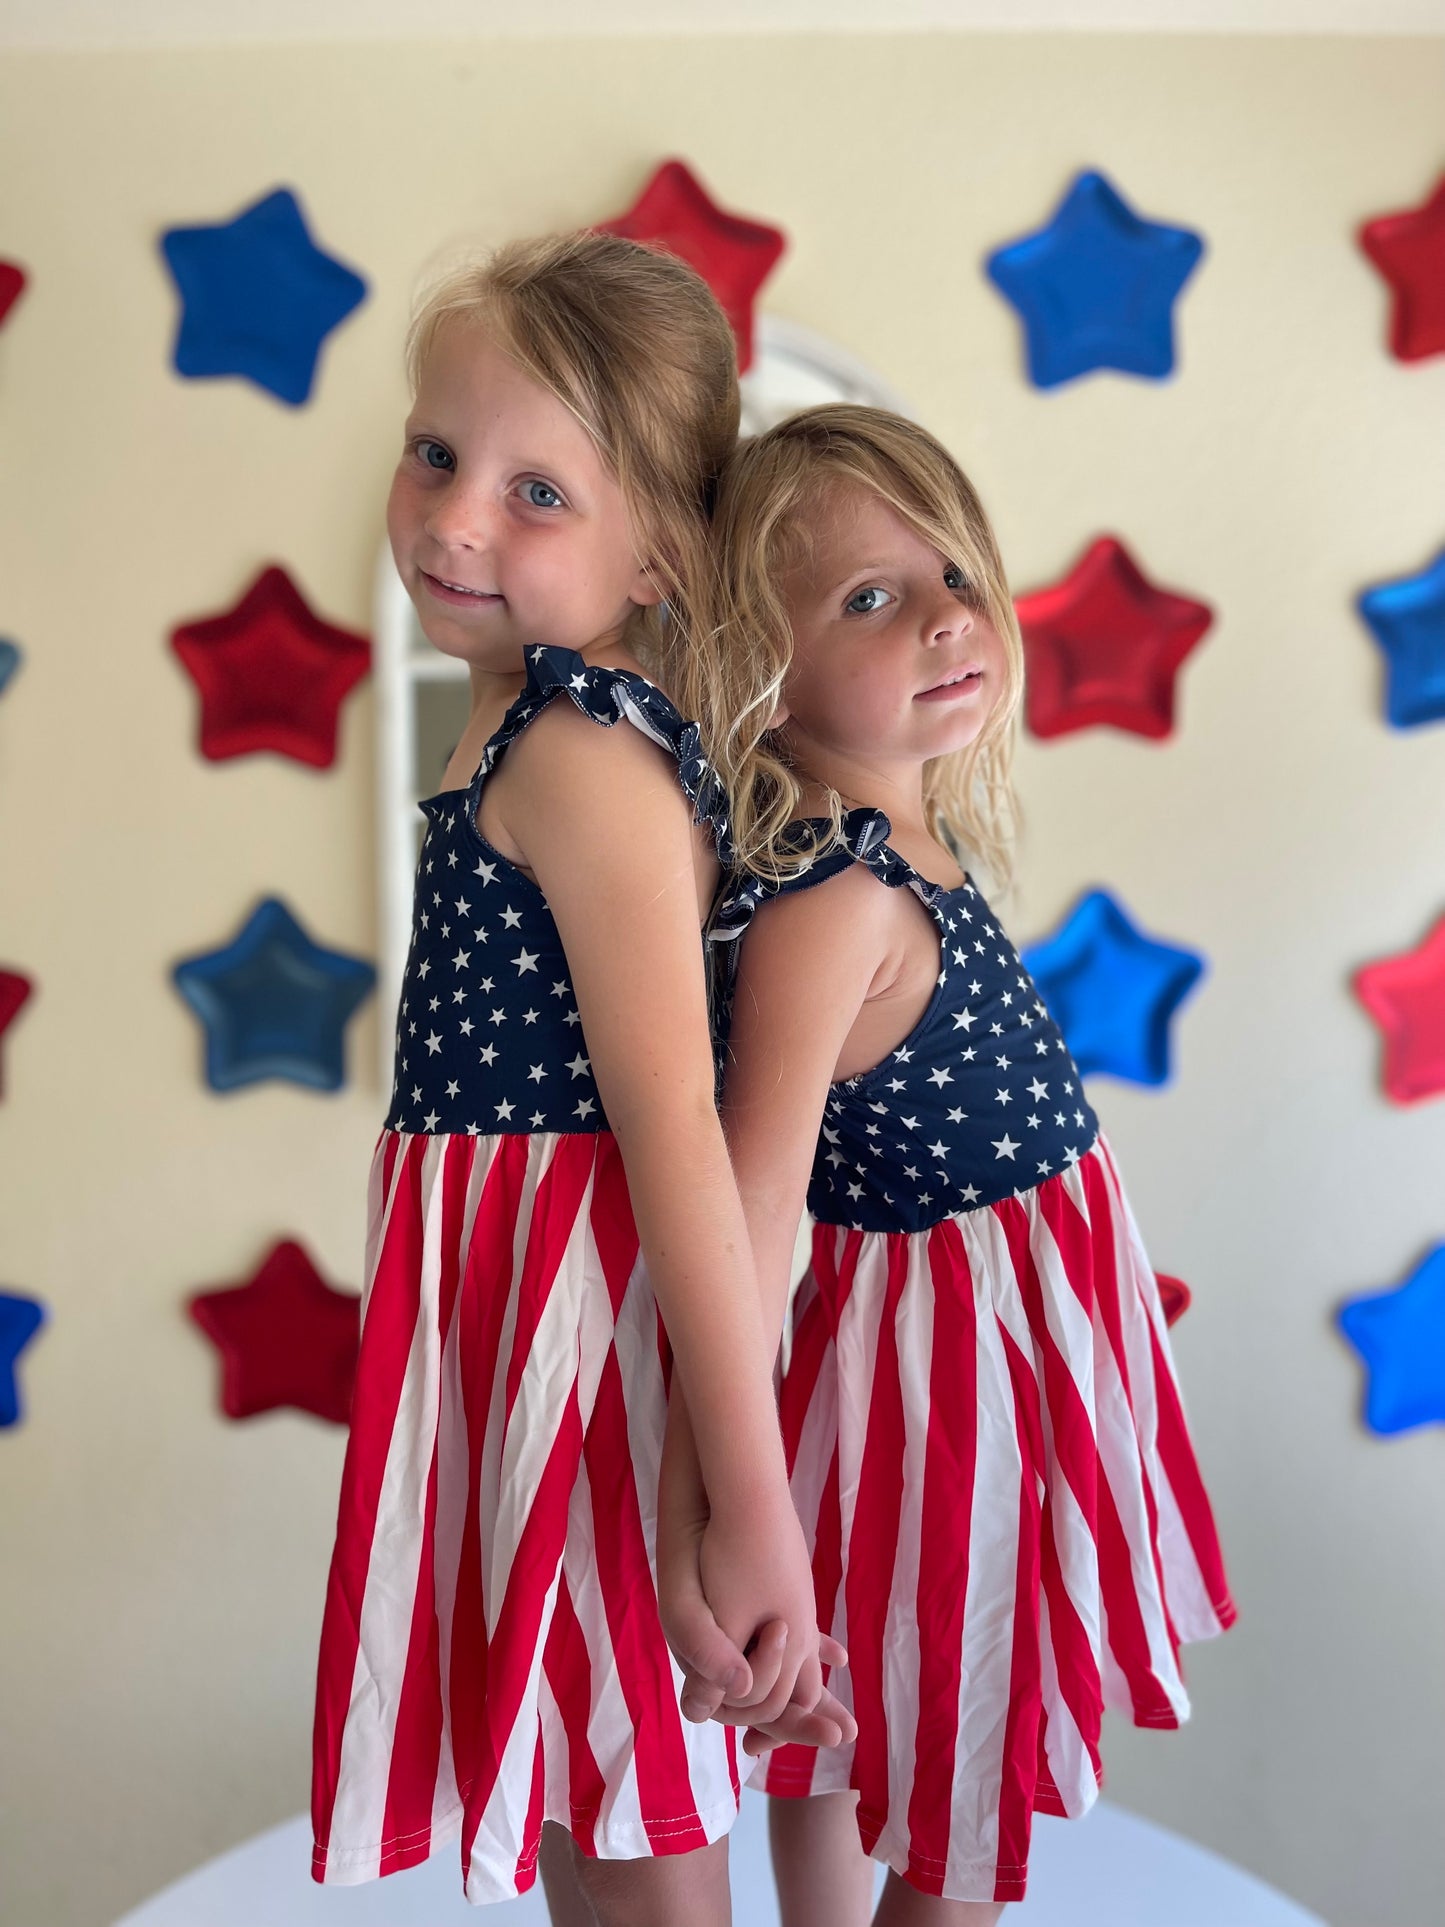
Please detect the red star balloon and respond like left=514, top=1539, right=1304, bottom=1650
left=1015, top=535, right=1214, bottom=740
left=170, top=564, right=370, bottom=768
left=188, top=1239, right=360, bottom=1424
left=1354, top=914, right=1445, bottom=1106
left=1156, top=1274, right=1192, bottom=1327
left=1359, top=175, right=1445, bottom=363
left=0, top=969, right=33, bottom=1098
left=0, top=261, right=25, bottom=330
left=599, top=158, right=785, bottom=372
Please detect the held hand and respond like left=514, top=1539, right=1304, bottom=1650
left=695, top=1494, right=835, bottom=1730
left=656, top=1493, right=758, bottom=1716
left=740, top=1673, right=857, bottom=1756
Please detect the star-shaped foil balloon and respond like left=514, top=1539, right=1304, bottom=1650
left=599, top=158, right=785, bottom=372
left=1339, top=1247, right=1445, bottom=1436
left=985, top=170, right=1205, bottom=388
left=1354, top=913, right=1445, bottom=1105
left=0, top=968, right=33, bottom=1098
left=1023, top=889, right=1206, bottom=1086
left=0, top=261, right=25, bottom=332
left=0, top=1292, right=45, bottom=1429
left=1156, top=1274, right=1192, bottom=1327
left=160, top=187, right=367, bottom=405
left=188, top=1239, right=359, bottom=1424
left=1358, top=174, right=1445, bottom=363
left=1358, top=548, right=1445, bottom=731
left=1015, top=535, right=1214, bottom=739
left=173, top=897, right=375, bottom=1093
left=170, top=565, right=370, bottom=767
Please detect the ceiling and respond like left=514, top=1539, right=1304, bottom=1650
left=3, top=0, right=1441, bottom=51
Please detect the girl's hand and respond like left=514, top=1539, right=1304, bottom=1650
left=695, top=1493, right=836, bottom=1731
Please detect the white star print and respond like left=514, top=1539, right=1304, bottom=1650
left=445, top=1080, right=460, bottom=1098
left=501, top=906, right=523, bottom=929
left=566, top=1052, right=591, bottom=1079
left=992, top=1135, right=1019, bottom=1160
left=927, top=1067, right=953, bottom=1088
left=480, top=1044, right=498, bottom=1065
left=1028, top=1078, right=1049, bottom=1100
left=423, top=1110, right=439, bottom=1130
left=425, top=1032, right=442, bottom=1055
left=514, top=948, right=539, bottom=974
left=574, top=1097, right=596, bottom=1120
left=495, top=1099, right=515, bottom=1121
left=452, top=949, right=470, bottom=971
left=927, top=1139, right=949, bottom=1159
left=527, top=1064, right=547, bottom=1082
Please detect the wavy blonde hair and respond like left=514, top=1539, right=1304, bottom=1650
left=406, top=230, right=739, bottom=698
left=706, top=405, right=1023, bottom=888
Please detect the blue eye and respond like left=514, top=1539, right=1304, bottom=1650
left=416, top=439, right=454, bottom=471
left=944, top=565, right=967, bottom=592
left=845, top=586, right=892, bottom=616
left=523, top=480, right=564, bottom=510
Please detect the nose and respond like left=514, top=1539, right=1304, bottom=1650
left=423, top=480, right=495, bottom=553
left=923, top=589, right=973, bottom=647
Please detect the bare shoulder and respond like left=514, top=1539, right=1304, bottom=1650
left=497, top=688, right=685, bottom=802
left=746, top=859, right=909, bottom=968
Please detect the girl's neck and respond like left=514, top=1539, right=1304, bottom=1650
left=787, top=735, right=928, bottom=839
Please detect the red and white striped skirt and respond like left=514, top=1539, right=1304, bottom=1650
left=311, top=1129, right=741, bottom=1905
left=753, top=1136, right=1235, bottom=1906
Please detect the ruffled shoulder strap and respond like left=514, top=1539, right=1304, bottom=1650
left=468, top=644, right=730, bottom=845
left=709, top=807, right=942, bottom=949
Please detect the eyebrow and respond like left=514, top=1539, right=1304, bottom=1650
left=821, top=560, right=895, bottom=593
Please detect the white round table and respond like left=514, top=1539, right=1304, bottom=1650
left=115, top=1795, right=1327, bottom=1926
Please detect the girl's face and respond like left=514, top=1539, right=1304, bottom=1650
left=387, top=321, right=660, bottom=670
left=778, top=486, right=1007, bottom=770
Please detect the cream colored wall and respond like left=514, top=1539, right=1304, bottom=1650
left=0, top=32, right=1441, bottom=1927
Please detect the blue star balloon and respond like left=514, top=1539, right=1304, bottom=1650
left=160, top=187, right=367, bottom=406
left=1339, top=1247, right=1445, bottom=1436
left=1358, top=549, right=1445, bottom=730
left=985, top=170, right=1205, bottom=388
left=0, top=1292, right=45, bottom=1428
left=1023, top=888, right=1205, bottom=1086
left=174, top=897, right=375, bottom=1092
left=0, top=639, right=21, bottom=698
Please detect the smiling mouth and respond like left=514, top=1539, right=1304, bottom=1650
left=421, top=570, right=503, bottom=602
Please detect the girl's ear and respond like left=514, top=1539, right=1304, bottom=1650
left=768, top=695, right=791, bottom=729
left=627, top=562, right=667, bottom=609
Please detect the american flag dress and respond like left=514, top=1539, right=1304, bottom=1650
left=711, top=811, right=1235, bottom=1907
left=311, top=647, right=742, bottom=1904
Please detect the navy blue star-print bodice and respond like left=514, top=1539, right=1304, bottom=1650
left=385, top=646, right=725, bottom=1138
left=711, top=811, right=1100, bottom=1234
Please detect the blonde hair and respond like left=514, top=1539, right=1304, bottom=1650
left=708, top=405, right=1023, bottom=888
left=406, top=230, right=739, bottom=698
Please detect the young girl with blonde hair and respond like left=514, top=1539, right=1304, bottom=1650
left=310, top=234, right=849, bottom=1927
left=664, top=405, right=1234, bottom=1923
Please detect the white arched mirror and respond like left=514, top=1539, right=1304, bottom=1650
left=373, top=319, right=910, bottom=1074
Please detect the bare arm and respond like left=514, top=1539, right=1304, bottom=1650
left=661, top=865, right=905, bottom=1737
left=498, top=701, right=791, bottom=1509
